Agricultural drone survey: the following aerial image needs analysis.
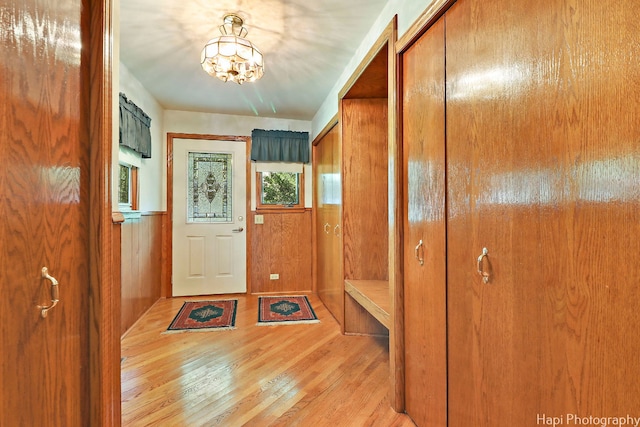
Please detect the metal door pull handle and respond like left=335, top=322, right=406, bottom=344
left=39, top=267, right=59, bottom=318
left=324, top=223, right=330, bottom=234
left=415, top=240, right=424, bottom=266
left=477, top=248, right=490, bottom=283
left=232, top=227, right=244, bottom=233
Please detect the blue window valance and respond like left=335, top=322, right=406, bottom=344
left=250, top=129, right=310, bottom=163
left=119, top=92, right=152, bottom=158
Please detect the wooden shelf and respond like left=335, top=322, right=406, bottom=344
left=344, top=279, right=390, bottom=329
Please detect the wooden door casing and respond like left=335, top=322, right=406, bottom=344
left=0, top=0, right=91, bottom=425
left=402, top=17, right=447, bottom=427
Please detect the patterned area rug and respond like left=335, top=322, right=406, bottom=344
left=166, top=300, right=237, bottom=332
left=257, top=295, right=319, bottom=325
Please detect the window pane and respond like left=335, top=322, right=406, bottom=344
left=261, top=172, right=299, bottom=205
left=118, top=164, right=130, bottom=204
left=187, top=152, right=233, bottom=223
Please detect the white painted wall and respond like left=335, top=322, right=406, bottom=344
left=311, top=0, right=437, bottom=139
left=119, top=63, right=167, bottom=211
left=119, top=64, right=166, bottom=211
left=113, top=0, right=165, bottom=212
left=164, top=110, right=312, bottom=209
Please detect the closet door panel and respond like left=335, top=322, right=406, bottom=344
left=446, top=0, right=640, bottom=425
left=316, top=137, right=331, bottom=311
left=402, top=18, right=447, bottom=427
left=551, top=0, right=640, bottom=414
left=446, top=0, right=568, bottom=423
left=316, top=125, right=343, bottom=326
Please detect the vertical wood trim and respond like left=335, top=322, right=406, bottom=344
left=89, top=0, right=120, bottom=424
left=311, top=146, right=318, bottom=294
left=246, top=136, right=253, bottom=294
left=131, top=167, right=139, bottom=210
left=386, top=15, right=404, bottom=413
left=166, top=133, right=251, bottom=297
left=337, top=96, right=346, bottom=336
left=166, top=134, right=174, bottom=297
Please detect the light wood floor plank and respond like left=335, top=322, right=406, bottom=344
left=121, top=294, right=415, bottom=426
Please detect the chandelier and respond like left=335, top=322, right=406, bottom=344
left=200, top=13, right=265, bottom=84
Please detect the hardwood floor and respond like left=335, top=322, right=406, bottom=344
left=121, top=294, right=415, bottom=426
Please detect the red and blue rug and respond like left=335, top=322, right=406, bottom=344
left=166, top=300, right=237, bottom=332
left=257, top=295, right=319, bottom=325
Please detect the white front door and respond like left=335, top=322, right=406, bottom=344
left=172, top=138, right=247, bottom=296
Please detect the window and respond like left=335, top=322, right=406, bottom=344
left=257, top=170, right=304, bottom=211
left=118, top=163, right=139, bottom=211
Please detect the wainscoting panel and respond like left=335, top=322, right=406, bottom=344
left=119, top=212, right=166, bottom=336
left=250, top=210, right=312, bottom=293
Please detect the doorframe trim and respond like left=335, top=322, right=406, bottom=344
left=89, top=0, right=120, bottom=425
left=166, top=133, right=252, bottom=297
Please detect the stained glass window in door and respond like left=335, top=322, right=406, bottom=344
left=187, top=152, right=233, bottom=223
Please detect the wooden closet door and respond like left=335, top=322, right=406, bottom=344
left=316, top=125, right=343, bottom=325
left=402, top=18, right=447, bottom=427
left=1, top=0, right=92, bottom=424
left=446, top=0, right=640, bottom=425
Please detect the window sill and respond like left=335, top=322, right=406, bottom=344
left=121, top=210, right=142, bottom=221
left=256, top=206, right=306, bottom=214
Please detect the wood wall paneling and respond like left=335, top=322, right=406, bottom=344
left=344, top=293, right=389, bottom=337
left=250, top=210, right=313, bottom=294
left=343, top=45, right=389, bottom=99
left=341, top=98, right=389, bottom=283
left=120, top=213, right=166, bottom=336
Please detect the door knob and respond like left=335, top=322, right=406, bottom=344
left=39, top=267, right=59, bottom=318
left=232, top=227, right=244, bottom=233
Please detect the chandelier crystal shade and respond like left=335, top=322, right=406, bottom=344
left=200, top=13, right=264, bottom=84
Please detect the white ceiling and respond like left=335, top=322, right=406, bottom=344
left=119, top=0, right=388, bottom=121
